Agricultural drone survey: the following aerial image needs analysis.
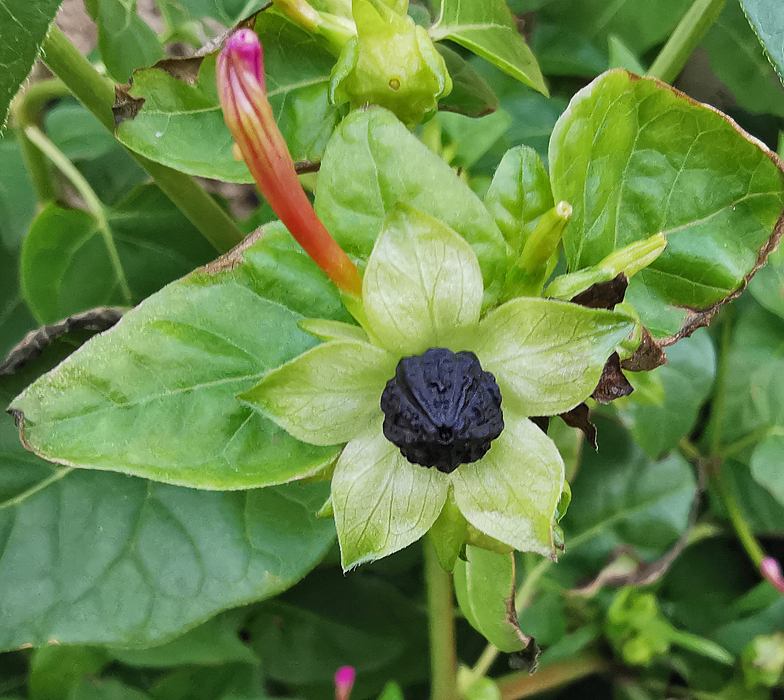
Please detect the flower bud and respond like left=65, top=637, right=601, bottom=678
left=330, top=0, right=452, bottom=127
left=217, top=29, right=362, bottom=297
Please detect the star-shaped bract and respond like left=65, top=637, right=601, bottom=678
left=240, top=204, right=634, bottom=569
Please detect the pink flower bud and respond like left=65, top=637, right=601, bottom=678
left=761, top=557, right=784, bottom=594
left=334, top=665, right=356, bottom=700
left=217, top=29, right=362, bottom=297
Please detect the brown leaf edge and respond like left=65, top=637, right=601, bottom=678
left=505, top=554, right=541, bottom=674
left=0, top=307, right=124, bottom=377
left=623, top=69, right=784, bottom=347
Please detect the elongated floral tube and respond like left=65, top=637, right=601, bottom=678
left=217, top=29, right=362, bottom=297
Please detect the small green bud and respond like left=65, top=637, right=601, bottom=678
left=503, top=201, right=572, bottom=300
left=330, top=0, right=452, bottom=127
left=742, top=633, right=784, bottom=688
left=546, top=232, right=667, bottom=301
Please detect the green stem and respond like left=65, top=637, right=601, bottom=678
left=495, top=655, right=607, bottom=700
left=41, top=25, right=244, bottom=253
left=707, top=306, right=733, bottom=455
left=424, top=538, right=458, bottom=700
left=713, top=461, right=766, bottom=567
left=668, top=629, right=734, bottom=665
left=647, top=0, right=726, bottom=84
left=24, top=124, right=132, bottom=304
left=9, top=80, right=70, bottom=204
left=718, top=425, right=781, bottom=459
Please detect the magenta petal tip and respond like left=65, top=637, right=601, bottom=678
left=224, top=29, right=264, bottom=84
left=761, top=557, right=784, bottom=594
left=335, top=666, right=355, bottom=700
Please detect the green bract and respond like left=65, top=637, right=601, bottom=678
left=330, top=0, right=452, bottom=127
left=240, top=203, right=634, bottom=569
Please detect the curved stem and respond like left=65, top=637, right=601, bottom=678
left=495, top=655, right=607, bottom=700
left=9, top=80, right=70, bottom=205
left=24, top=124, right=132, bottom=305
left=647, top=0, right=726, bottom=84
left=424, top=538, right=458, bottom=700
left=41, top=25, right=244, bottom=253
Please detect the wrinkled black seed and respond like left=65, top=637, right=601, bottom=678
left=380, top=348, right=504, bottom=474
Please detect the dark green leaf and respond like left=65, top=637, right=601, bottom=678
left=0, top=132, right=37, bottom=250
left=20, top=184, right=217, bottom=324
left=111, top=609, right=257, bottom=667
left=436, top=44, right=499, bottom=118
left=246, top=570, right=428, bottom=698
left=538, top=0, right=691, bottom=55
left=710, top=460, right=784, bottom=533
left=529, top=23, right=609, bottom=78
left=314, top=107, right=510, bottom=304
left=117, top=13, right=342, bottom=183
left=616, top=329, right=716, bottom=459
left=429, top=0, right=547, bottom=95
left=454, top=546, right=524, bottom=652
left=750, top=432, right=784, bottom=504
left=10, top=224, right=349, bottom=489
left=149, top=663, right=261, bottom=700
left=0, top=0, right=63, bottom=129
left=741, top=0, right=784, bottom=81
left=435, top=110, right=512, bottom=170
left=703, top=0, right=784, bottom=117
left=561, top=417, right=696, bottom=572
left=46, top=101, right=147, bottom=205
left=722, top=300, right=784, bottom=448
left=0, top=244, right=36, bottom=359
left=550, top=70, right=784, bottom=340
left=68, top=679, right=151, bottom=700
left=87, top=0, right=164, bottom=83
left=29, top=646, right=110, bottom=700
left=0, top=469, right=335, bottom=650
left=156, top=0, right=267, bottom=26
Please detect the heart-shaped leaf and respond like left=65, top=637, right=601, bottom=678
left=550, top=69, right=784, bottom=341
left=9, top=224, right=349, bottom=489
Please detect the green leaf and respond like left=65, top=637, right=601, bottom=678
left=0, top=132, right=37, bottom=250
left=484, top=145, right=554, bottom=254
left=87, top=0, right=164, bottom=83
left=529, top=23, right=609, bottom=78
left=0, top=0, right=63, bottom=129
left=10, top=228, right=348, bottom=489
left=473, top=298, right=633, bottom=417
left=0, top=242, right=36, bottom=359
left=156, top=0, right=267, bottom=25
left=741, top=0, right=784, bottom=81
left=616, top=328, right=717, bottom=459
left=314, top=107, right=509, bottom=305
left=550, top=70, right=784, bottom=340
left=0, top=468, right=335, bottom=650
left=436, top=44, right=499, bottom=118
left=117, top=13, right=342, bottom=183
left=453, top=546, right=523, bottom=652
left=46, top=101, right=147, bottom=205
left=20, top=184, right=217, bottom=324
left=247, top=570, right=428, bottom=695
left=750, top=432, right=784, bottom=505
left=363, top=203, right=484, bottom=355
left=332, top=431, right=449, bottom=569
left=429, top=0, right=547, bottom=95
left=749, top=246, right=784, bottom=319
left=110, top=610, right=257, bottom=667
left=149, top=663, right=260, bottom=700
left=435, top=110, right=512, bottom=170
left=538, top=0, right=691, bottom=55
left=703, top=0, right=784, bottom=117
left=722, top=300, right=784, bottom=448
left=68, top=679, right=151, bottom=700
left=239, top=340, right=397, bottom=446
left=451, top=414, right=564, bottom=556
left=29, top=646, right=110, bottom=700
left=561, top=417, right=696, bottom=572
left=713, top=459, right=784, bottom=533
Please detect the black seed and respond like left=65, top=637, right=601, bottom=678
left=380, top=348, right=504, bottom=474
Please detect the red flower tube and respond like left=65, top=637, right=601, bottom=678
left=217, top=29, right=362, bottom=297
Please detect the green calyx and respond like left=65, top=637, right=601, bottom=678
left=330, top=0, right=452, bottom=127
